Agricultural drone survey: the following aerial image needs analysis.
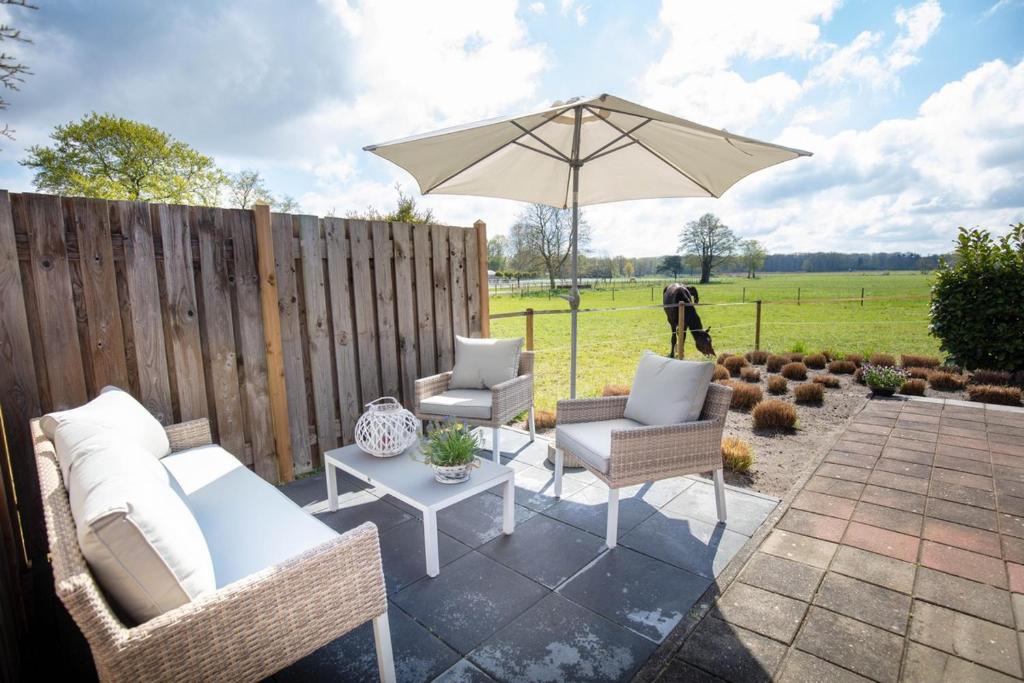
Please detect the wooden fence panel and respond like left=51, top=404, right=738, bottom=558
left=324, top=218, right=360, bottom=442
left=299, top=215, right=338, bottom=461
left=372, top=222, right=400, bottom=400
left=349, top=220, right=381, bottom=404
left=432, top=226, right=454, bottom=371
left=465, top=226, right=482, bottom=337
left=412, top=226, right=436, bottom=377
left=449, top=227, right=469, bottom=340
left=392, top=223, right=419, bottom=403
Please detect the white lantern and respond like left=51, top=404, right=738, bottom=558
left=354, top=397, right=419, bottom=458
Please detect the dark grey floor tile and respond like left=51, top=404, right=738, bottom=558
left=433, top=658, right=496, bottom=682
left=655, top=659, right=721, bottom=682
left=278, top=469, right=370, bottom=508
left=543, top=483, right=664, bottom=538
left=478, top=514, right=606, bottom=589
left=677, top=616, right=786, bottom=682
left=664, top=481, right=778, bottom=536
left=391, top=552, right=547, bottom=654
left=277, top=604, right=457, bottom=683
left=379, top=518, right=472, bottom=594
left=559, top=546, right=711, bottom=643
left=435, top=492, right=536, bottom=548
left=314, top=494, right=412, bottom=534
left=620, top=509, right=750, bottom=579
left=491, top=463, right=588, bottom=512
left=469, top=593, right=656, bottom=682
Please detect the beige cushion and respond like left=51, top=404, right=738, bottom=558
left=556, top=418, right=644, bottom=473
left=41, top=386, right=171, bottom=483
left=624, top=352, right=714, bottom=426
left=419, top=390, right=492, bottom=420
left=449, top=336, right=523, bottom=389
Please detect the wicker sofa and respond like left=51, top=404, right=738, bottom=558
left=32, top=416, right=395, bottom=683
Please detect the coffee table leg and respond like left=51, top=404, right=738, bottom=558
left=502, top=476, right=515, bottom=535
left=326, top=461, right=339, bottom=512
left=424, top=509, right=440, bottom=577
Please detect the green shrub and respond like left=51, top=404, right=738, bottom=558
left=863, top=365, right=906, bottom=390
left=931, top=224, right=1024, bottom=372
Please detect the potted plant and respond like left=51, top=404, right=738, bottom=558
left=419, top=418, right=481, bottom=484
left=862, top=364, right=907, bottom=397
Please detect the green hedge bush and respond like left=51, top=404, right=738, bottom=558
left=931, top=224, right=1024, bottom=372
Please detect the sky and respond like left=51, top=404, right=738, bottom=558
left=0, top=0, right=1022, bottom=257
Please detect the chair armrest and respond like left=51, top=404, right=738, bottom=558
left=491, top=373, right=533, bottom=423
left=107, top=523, right=387, bottom=681
left=165, top=418, right=213, bottom=452
left=556, top=396, right=628, bottom=424
left=414, top=372, right=453, bottom=406
left=608, top=418, right=725, bottom=481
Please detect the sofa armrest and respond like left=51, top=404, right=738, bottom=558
left=609, top=418, right=725, bottom=481
left=556, top=396, right=628, bottom=424
left=414, top=372, right=453, bottom=407
left=491, top=373, right=533, bottom=423
left=165, top=418, right=213, bottom=453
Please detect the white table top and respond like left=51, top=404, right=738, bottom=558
left=324, top=443, right=514, bottom=511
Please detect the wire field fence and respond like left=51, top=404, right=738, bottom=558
left=489, top=294, right=936, bottom=410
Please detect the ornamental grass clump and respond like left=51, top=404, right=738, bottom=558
left=745, top=350, right=768, bottom=365
left=741, top=367, right=762, bottom=383
left=968, top=384, right=1022, bottom=406
left=723, top=355, right=749, bottom=377
left=900, top=379, right=927, bottom=396
left=786, top=352, right=805, bottom=363
left=842, top=353, right=864, bottom=366
left=767, top=375, right=788, bottom=395
left=721, top=436, right=754, bottom=473
left=781, top=362, right=808, bottom=381
left=827, top=360, right=857, bottom=375
left=722, top=380, right=763, bottom=410
left=766, top=354, right=787, bottom=373
left=903, top=367, right=932, bottom=380
left=752, top=399, right=798, bottom=431
left=601, top=384, right=630, bottom=396
left=928, top=370, right=967, bottom=391
left=862, top=364, right=906, bottom=393
left=804, top=353, right=827, bottom=369
left=970, top=369, right=1011, bottom=386
left=869, top=353, right=897, bottom=367
left=901, top=354, right=941, bottom=369
left=813, top=374, right=841, bottom=388
left=534, top=409, right=556, bottom=429
left=854, top=367, right=866, bottom=385
left=794, top=382, right=825, bottom=403
left=712, top=364, right=730, bottom=381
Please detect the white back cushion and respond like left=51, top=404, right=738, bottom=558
left=41, top=386, right=170, bottom=483
left=624, top=351, right=715, bottom=426
left=449, top=336, right=523, bottom=389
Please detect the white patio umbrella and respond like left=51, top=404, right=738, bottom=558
left=364, top=94, right=811, bottom=397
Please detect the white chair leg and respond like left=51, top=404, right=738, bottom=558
left=492, top=426, right=501, bottom=462
left=606, top=488, right=620, bottom=549
left=553, top=448, right=564, bottom=498
left=528, top=406, right=536, bottom=442
left=372, top=611, right=397, bottom=683
left=714, top=468, right=728, bottom=523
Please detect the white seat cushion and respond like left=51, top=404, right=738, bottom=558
left=449, top=336, right=523, bottom=389
left=556, top=418, right=644, bottom=473
left=419, top=389, right=492, bottom=420
left=161, top=445, right=338, bottom=588
left=624, top=352, right=714, bottom=426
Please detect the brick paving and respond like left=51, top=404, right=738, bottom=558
left=657, top=398, right=1024, bottom=682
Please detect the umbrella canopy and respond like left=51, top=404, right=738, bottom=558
left=364, top=94, right=811, bottom=396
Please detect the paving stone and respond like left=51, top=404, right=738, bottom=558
left=920, top=541, right=1008, bottom=588
left=543, top=481, right=665, bottom=538
left=315, top=494, right=413, bottom=535
left=761, top=530, right=837, bottom=570
left=435, top=492, right=536, bottom=548
left=433, top=658, right=495, bottom=682
left=813, top=572, right=911, bottom=634
left=832, top=439, right=884, bottom=456
left=841, top=430, right=889, bottom=446
left=847, top=421, right=892, bottom=435
left=885, top=436, right=935, bottom=454
left=824, top=451, right=877, bottom=470
left=851, top=500, right=922, bottom=536
left=711, top=582, right=808, bottom=644
left=663, top=480, right=778, bottom=536
left=379, top=519, right=472, bottom=594
left=656, top=659, right=720, bottom=682
left=498, top=463, right=588, bottom=511
left=478, top=514, right=605, bottom=589
left=996, top=478, right=1024, bottom=498
left=908, top=601, right=1023, bottom=678
left=988, top=422, right=1024, bottom=437
left=936, top=442, right=990, bottom=463
left=738, top=551, right=824, bottom=602
left=794, top=606, right=903, bottom=683
left=842, top=521, right=919, bottom=563
left=559, top=546, right=710, bottom=643
left=995, top=465, right=1024, bottom=484
left=867, top=469, right=930, bottom=495
left=816, top=463, right=871, bottom=483
left=469, top=593, right=656, bottom=683
left=391, top=552, right=547, bottom=654
left=791, top=490, right=857, bottom=520
left=804, top=476, right=864, bottom=500
left=999, top=494, right=1024, bottom=517
left=620, top=507, right=751, bottom=579
left=929, top=480, right=996, bottom=509
left=992, top=442, right=1024, bottom=459
left=939, top=424, right=989, bottom=440
left=926, top=497, right=998, bottom=532
left=902, top=641, right=1020, bottom=683
left=1008, top=562, right=1024, bottom=593
left=777, top=650, right=871, bottom=683
left=854, top=415, right=897, bottom=428
left=891, top=427, right=938, bottom=443
left=1014, top=593, right=1024, bottom=626
left=1000, top=512, right=1024, bottom=540
left=937, top=433, right=989, bottom=451
left=677, top=616, right=787, bottom=683
left=914, top=567, right=1015, bottom=627
left=921, top=517, right=1001, bottom=557
left=933, top=453, right=992, bottom=477
left=873, top=457, right=931, bottom=479
left=777, top=509, right=847, bottom=543
left=1004, top=536, right=1024, bottom=564
left=278, top=603, right=459, bottom=683
left=860, top=484, right=925, bottom=514
left=881, top=446, right=934, bottom=466
left=830, top=545, right=916, bottom=593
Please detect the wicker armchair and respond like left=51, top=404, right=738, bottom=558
left=31, top=417, right=395, bottom=683
left=414, top=351, right=535, bottom=461
left=553, top=383, right=732, bottom=548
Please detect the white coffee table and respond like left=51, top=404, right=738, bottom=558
left=324, top=443, right=516, bottom=577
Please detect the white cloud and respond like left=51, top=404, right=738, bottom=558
left=528, top=2, right=546, bottom=15
left=558, top=0, right=588, bottom=26
left=889, top=0, right=943, bottom=70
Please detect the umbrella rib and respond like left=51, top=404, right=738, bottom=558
left=511, top=140, right=572, bottom=164
left=579, top=119, right=650, bottom=163
left=584, top=139, right=637, bottom=164
left=510, top=121, right=572, bottom=162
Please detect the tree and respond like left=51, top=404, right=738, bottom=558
left=274, top=194, right=300, bottom=213
left=678, top=213, right=739, bottom=284
left=509, top=203, right=591, bottom=289
left=487, top=235, right=507, bottom=272
left=740, top=239, right=767, bottom=278
left=228, top=169, right=275, bottom=209
left=21, top=113, right=225, bottom=203
left=623, top=260, right=635, bottom=278
left=660, top=255, right=684, bottom=279
left=348, top=183, right=434, bottom=224
left=0, top=0, right=36, bottom=141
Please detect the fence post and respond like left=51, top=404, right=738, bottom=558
left=651, top=286, right=654, bottom=301
left=253, top=203, right=295, bottom=483
left=755, top=300, right=762, bottom=350
left=677, top=301, right=686, bottom=358
left=797, top=287, right=801, bottom=306
left=474, top=219, right=490, bottom=337
left=861, top=287, right=865, bottom=307
left=526, top=308, right=534, bottom=351
left=742, top=287, right=745, bottom=303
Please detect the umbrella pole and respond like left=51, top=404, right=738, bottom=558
left=569, top=106, right=582, bottom=399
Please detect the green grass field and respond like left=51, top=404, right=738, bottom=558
left=489, top=271, right=937, bottom=410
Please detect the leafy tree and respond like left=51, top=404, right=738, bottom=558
left=21, top=113, right=225, bottom=202
left=228, top=169, right=275, bottom=208
left=274, top=194, right=300, bottom=213
left=348, top=183, right=434, bottom=223
left=678, top=212, right=738, bottom=283
left=0, top=0, right=36, bottom=141
left=660, top=254, right=684, bottom=278
left=740, top=239, right=767, bottom=278
left=509, top=203, right=591, bottom=289
left=487, top=235, right=507, bottom=272
left=930, top=224, right=1024, bottom=372
left=623, top=260, right=635, bottom=278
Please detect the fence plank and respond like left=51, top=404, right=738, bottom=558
left=431, top=226, right=454, bottom=371
left=271, top=213, right=313, bottom=474
left=349, top=220, right=381, bottom=403
left=372, top=221, right=400, bottom=400
left=194, top=207, right=246, bottom=460
left=449, top=228, right=469, bottom=340
left=474, top=220, right=489, bottom=337
left=154, top=204, right=207, bottom=421
left=227, top=209, right=277, bottom=481
left=19, top=193, right=87, bottom=409
left=113, top=201, right=174, bottom=423
left=67, top=198, right=129, bottom=391
left=324, top=217, right=360, bottom=442
left=412, top=225, right=436, bottom=377
left=299, top=214, right=338, bottom=460
left=391, top=223, right=418, bottom=403
left=464, top=225, right=481, bottom=337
